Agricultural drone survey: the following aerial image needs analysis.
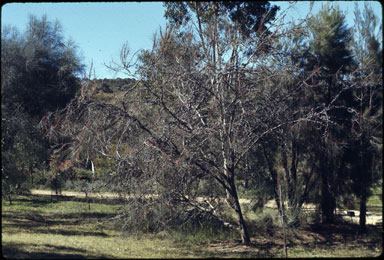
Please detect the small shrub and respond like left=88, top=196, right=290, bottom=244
left=304, top=210, right=321, bottom=225
left=114, top=198, right=239, bottom=246
left=171, top=220, right=238, bottom=245
left=250, top=209, right=278, bottom=233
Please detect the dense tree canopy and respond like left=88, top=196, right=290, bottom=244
left=1, top=15, right=84, bottom=200
left=303, top=4, right=356, bottom=224
left=1, top=14, right=84, bottom=117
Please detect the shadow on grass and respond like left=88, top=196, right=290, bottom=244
left=3, top=213, right=114, bottom=238
left=50, top=212, right=118, bottom=220
left=197, top=238, right=282, bottom=258
left=209, top=222, right=384, bottom=258
left=307, top=223, right=383, bottom=250
left=2, top=221, right=110, bottom=238
left=259, top=222, right=384, bottom=256
left=12, top=194, right=126, bottom=207
left=2, top=204, right=119, bottom=239
left=25, top=228, right=110, bottom=237
left=2, top=242, right=111, bottom=259
left=309, top=222, right=360, bottom=242
left=3, top=209, right=117, bottom=224
left=6, top=196, right=59, bottom=207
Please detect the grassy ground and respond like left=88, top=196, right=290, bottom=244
left=2, top=193, right=383, bottom=258
left=367, top=185, right=383, bottom=213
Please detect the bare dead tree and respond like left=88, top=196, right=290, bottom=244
left=39, top=3, right=342, bottom=246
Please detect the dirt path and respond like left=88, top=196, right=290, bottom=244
left=30, top=189, right=125, bottom=199
left=29, top=189, right=382, bottom=225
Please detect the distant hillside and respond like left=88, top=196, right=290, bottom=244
left=89, top=78, right=136, bottom=93
left=81, top=78, right=137, bottom=105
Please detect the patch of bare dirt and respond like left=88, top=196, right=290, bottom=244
left=29, top=189, right=124, bottom=199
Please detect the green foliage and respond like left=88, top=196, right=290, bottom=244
left=221, top=1, right=280, bottom=38
left=83, top=78, right=137, bottom=106
left=197, top=178, right=225, bottom=197
left=73, top=168, right=93, bottom=179
left=1, top=107, right=48, bottom=202
left=93, top=157, right=116, bottom=177
left=32, top=163, right=51, bottom=189
left=163, top=1, right=280, bottom=38
left=162, top=1, right=279, bottom=58
left=345, top=2, right=382, bottom=229
left=297, top=3, right=358, bottom=224
left=31, top=1, right=382, bottom=244
left=1, top=15, right=84, bottom=200
left=306, top=3, right=355, bottom=74
left=170, top=221, right=238, bottom=246
left=1, top=14, right=84, bottom=117
left=89, top=78, right=136, bottom=93
left=367, top=185, right=383, bottom=213
left=352, top=2, right=383, bottom=75
left=249, top=209, right=277, bottom=232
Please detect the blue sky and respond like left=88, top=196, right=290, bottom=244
left=1, top=1, right=382, bottom=79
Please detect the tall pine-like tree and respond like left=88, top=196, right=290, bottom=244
left=348, top=2, right=382, bottom=231
left=304, top=4, right=355, bottom=224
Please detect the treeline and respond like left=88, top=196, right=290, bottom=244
left=2, top=2, right=382, bottom=245
left=1, top=14, right=84, bottom=201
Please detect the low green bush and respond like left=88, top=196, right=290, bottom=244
left=170, top=220, right=238, bottom=245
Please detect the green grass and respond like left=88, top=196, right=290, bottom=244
left=169, top=221, right=239, bottom=247
left=367, top=185, right=383, bottom=213
left=2, top=193, right=383, bottom=258
left=1, top=194, right=246, bottom=258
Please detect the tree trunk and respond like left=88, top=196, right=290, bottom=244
left=262, top=146, right=286, bottom=223
left=238, top=213, right=251, bottom=245
left=320, top=155, right=336, bottom=224
left=281, top=143, right=301, bottom=227
left=321, top=170, right=335, bottom=224
left=233, top=193, right=251, bottom=245
left=359, top=193, right=367, bottom=231
left=30, top=165, right=34, bottom=185
left=226, top=177, right=251, bottom=245
left=358, top=139, right=373, bottom=232
left=358, top=150, right=370, bottom=232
